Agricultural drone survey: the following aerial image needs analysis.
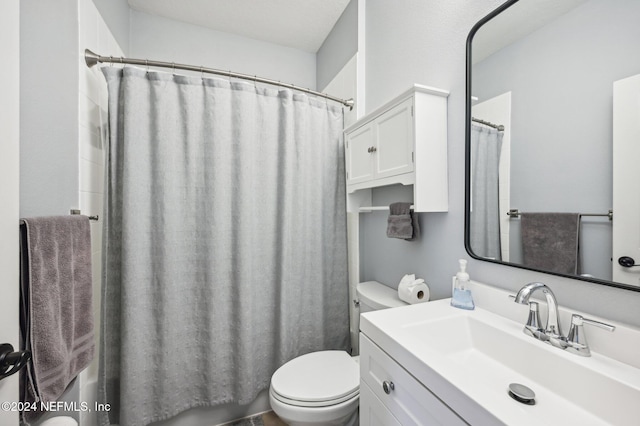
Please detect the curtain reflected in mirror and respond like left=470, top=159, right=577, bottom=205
left=470, top=124, right=504, bottom=261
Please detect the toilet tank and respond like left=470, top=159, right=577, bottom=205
left=357, top=281, right=407, bottom=313
left=353, top=281, right=407, bottom=355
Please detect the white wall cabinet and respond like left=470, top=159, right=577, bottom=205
left=359, top=334, right=466, bottom=426
left=344, top=85, right=449, bottom=212
left=347, top=98, right=414, bottom=185
left=345, top=123, right=376, bottom=184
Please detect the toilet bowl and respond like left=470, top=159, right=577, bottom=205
left=39, top=417, right=78, bottom=426
left=269, top=351, right=359, bottom=426
left=269, top=281, right=407, bottom=425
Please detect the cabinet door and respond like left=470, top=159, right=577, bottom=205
left=345, top=123, right=375, bottom=184
left=360, top=334, right=467, bottom=426
left=374, top=98, right=414, bottom=179
left=360, top=381, right=402, bottom=426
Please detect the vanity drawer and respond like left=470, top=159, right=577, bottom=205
left=360, top=381, right=402, bottom=426
left=360, top=333, right=466, bottom=426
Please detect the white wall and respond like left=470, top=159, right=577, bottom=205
left=20, top=1, right=123, bottom=424
left=0, top=0, right=20, bottom=424
left=359, top=0, right=640, bottom=326
left=91, top=0, right=130, bottom=51
left=129, top=9, right=316, bottom=90
left=317, top=0, right=358, bottom=91
left=78, top=1, right=125, bottom=424
left=20, top=0, right=80, bottom=218
left=21, top=2, right=82, bottom=422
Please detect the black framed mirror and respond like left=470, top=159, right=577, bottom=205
left=465, top=0, right=640, bottom=292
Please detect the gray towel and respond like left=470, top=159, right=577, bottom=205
left=19, top=216, right=94, bottom=422
left=521, top=213, right=580, bottom=275
left=387, top=202, right=420, bottom=240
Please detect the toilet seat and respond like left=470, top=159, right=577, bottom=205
left=270, top=387, right=359, bottom=408
left=270, top=350, right=359, bottom=408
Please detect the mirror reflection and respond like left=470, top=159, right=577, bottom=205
left=466, top=0, right=640, bottom=288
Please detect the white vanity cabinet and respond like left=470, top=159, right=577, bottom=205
left=360, top=382, right=403, bottom=426
left=359, top=334, right=466, bottom=426
left=344, top=85, right=449, bottom=212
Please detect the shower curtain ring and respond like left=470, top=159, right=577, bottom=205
left=145, top=59, right=149, bottom=73
left=109, top=56, right=113, bottom=67
left=200, top=66, right=204, bottom=80
left=172, top=62, right=176, bottom=75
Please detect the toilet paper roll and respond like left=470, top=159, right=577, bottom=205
left=398, top=277, right=422, bottom=301
left=398, top=281, right=430, bottom=304
left=40, top=417, right=78, bottom=426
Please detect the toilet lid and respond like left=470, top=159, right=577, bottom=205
left=271, top=351, right=359, bottom=406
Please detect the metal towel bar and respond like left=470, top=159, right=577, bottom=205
left=507, top=208, right=613, bottom=221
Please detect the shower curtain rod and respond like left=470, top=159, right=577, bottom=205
left=472, top=117, right=504, bottom=131
left=84, top=49, right=354, bottom=110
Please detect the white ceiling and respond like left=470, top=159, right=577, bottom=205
left=127, top=0, right=351, bottom=53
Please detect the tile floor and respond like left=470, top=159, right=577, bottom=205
left=224, top=411, right=287, bottom=426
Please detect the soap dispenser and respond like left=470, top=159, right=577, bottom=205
left=451, top=259, right=475, bottom=310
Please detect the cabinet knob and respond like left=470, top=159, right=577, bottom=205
left=382, top=380, right=395, bottom=394
left=367, top=147, right=372, bottom=153
left=618, top=256, right=640, bottom=268
left=371, top=146, right=377, bottom=153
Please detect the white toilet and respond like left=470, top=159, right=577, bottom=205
left=269, top=281, right=408, bottom=425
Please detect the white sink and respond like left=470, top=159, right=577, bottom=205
left=361, top=299, right=640, bottom=425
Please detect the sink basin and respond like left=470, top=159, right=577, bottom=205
left=361, top=299, right=640, bottom=425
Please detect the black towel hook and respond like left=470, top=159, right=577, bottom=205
left=0, top=343, right=31, bottom=381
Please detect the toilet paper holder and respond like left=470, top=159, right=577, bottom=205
left=0, top=343, right=31, bottom=381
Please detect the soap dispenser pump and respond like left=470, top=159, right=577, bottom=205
left=451, top=259, right=475, bottom=310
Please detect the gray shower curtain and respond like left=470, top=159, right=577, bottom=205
left=98, top=67, right=349, bottom=426
left=470, top=124, right=504, bottom=260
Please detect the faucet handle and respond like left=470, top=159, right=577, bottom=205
left=579, top=315, right=616, bottom=332
left=523, top=301, right=542, bottom=337
left=566, top=314, right=615, bottom=357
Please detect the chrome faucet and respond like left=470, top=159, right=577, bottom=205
left=513, top=282, right=615, bottom=355
left=514, top=282, right=562, bottom=339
